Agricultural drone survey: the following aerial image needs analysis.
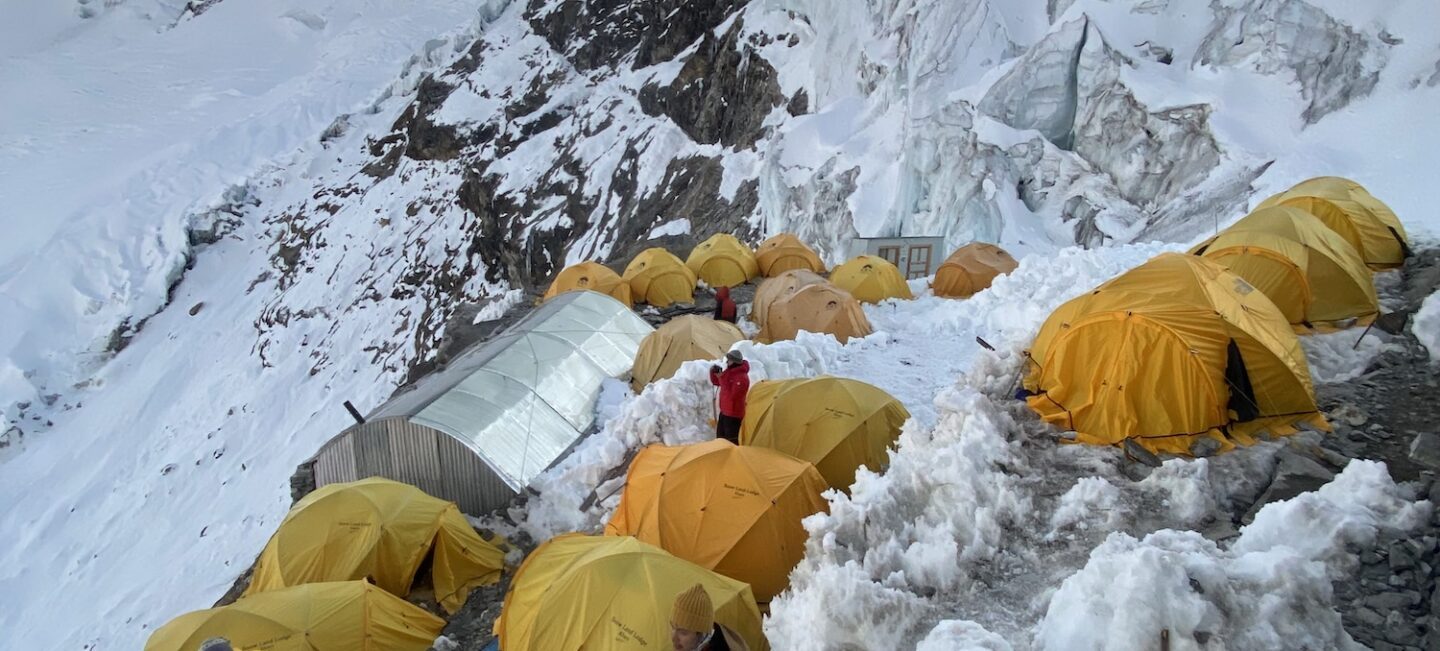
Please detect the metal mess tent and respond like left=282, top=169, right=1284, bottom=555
left=310, top=291, right=653, bottom=514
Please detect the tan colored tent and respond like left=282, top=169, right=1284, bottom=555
left=543, top=261, right=632, bottom=306
left=623, top=247, right=697, bottom=306
left=630, top=315, right=744, bottom=390
left=741, top=376, right=909, bottom=491
left=1257, top=176, right=1409, bottom=269
left=245, top=477, right=505, bottom=614
left=932, top=243, right=1019, bottom=298
left=686, top=233, right=760, bottom=288
left=1023, top=253, right=1328, bottom=456
left=1191, top=206, right=1379, bottom=331
left=751, top=269, right=827, bottom=331
left=760, top=282, right=873, bottom=344
left=494, top=534, right=767, bottom=651
left=147, top=581, right=445, bottom=651
left=756, top=233, right=825, bottom=276
left=830, top=255, right=914, bottom=303
left=604, top=439, right=829, bottom=603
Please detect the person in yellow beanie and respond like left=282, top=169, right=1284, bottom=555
left=669, top=584, right=751, bottom=651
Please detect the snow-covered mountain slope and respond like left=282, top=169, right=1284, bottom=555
left=2, top=0, right=1439, bottom=648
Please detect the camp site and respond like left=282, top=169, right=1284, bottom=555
left=5, top=3, right=1440, bottom=650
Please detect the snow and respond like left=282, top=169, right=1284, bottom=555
left=647, top=218, right=693, bottom=239
left=471, top=288, right=525, bottom=324
left=1300, top=328, right=1400, bottom=383
left=916, top=620, right=1014, bottom=651
left=1415, top=289, right=1440, bottom=363
left=4, top=0, right=1440, bottom=648
left=0, top=0, right=509, bottom=413
left=1047, top=477, right=1122, bottom=537
left=1037, top=461, right=1431, bottom=651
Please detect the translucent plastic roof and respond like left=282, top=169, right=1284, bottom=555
left=373, top=290, right=652, bottom=490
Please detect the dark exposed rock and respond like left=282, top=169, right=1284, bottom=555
left=604, top=155, right=760, bottom=267
left=400, top=76, right=465, bottom=161
left=1411, top=432, right=1440, bottom=471
left=1241, top=445, right=1335, bottom=523
left=787, top=89, right=809, bottom=116
left=526, top=0, right=744, bottom=72
left=638, top=17, right=784, bottom=148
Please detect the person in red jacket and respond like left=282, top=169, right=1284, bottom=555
left=709, top=350, right=749, bottom=444
left=713, top=286, right=737, bottom=323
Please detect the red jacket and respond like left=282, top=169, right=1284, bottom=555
left=709, top=360, right=750, bottom=418
left=714, top=286, right=737, bottom=323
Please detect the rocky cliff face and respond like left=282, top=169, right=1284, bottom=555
left=147, top=0, right=1420, bottom=393
left=5, top=0, right=1418, bottom=442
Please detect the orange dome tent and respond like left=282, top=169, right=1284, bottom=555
left=830, top=255, right=913, bottom=303
left=604, top=439, right=829, bottom=603
left=1022, top=253, right=1327, bottom=456
left=1191, top=206, right=1378, bottom=332
left=147, top=581, right=444, bottom=651
left=1257, top=176, right=1409, bottom=269
left=630, top=315, right=744, bottom=390
left=760, top=282, right=873, bottom=344
left=932, top=243, right=1019, bottom=298
left=623, top=248, right=697, bottom=306
left=751, top=269, right=827, bottom=331
left=543, top=261, right=632, bottom=306
left=740, top=376, right=909, bottom=491
left=243, top=477, right=505, bottom=614
left=756, top=233, right=825, bottom=276
left=686, top=233, right=760, bottom=287
left=494, top=534, right=767, bottom=651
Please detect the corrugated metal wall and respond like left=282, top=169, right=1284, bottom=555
left=314, top=428, right=358, bottom=485
left=311, top=418, right=518, bottom=515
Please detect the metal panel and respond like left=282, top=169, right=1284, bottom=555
left=438, top=434, right=515, bottom=514
left=387, top=421, right=446, bottom=498
left=354, top=424, right=395, bottom=479
left=314, top=428, right=358, bottom=487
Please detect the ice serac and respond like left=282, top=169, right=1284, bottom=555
left=1196, top=0, right=1386, bottom=124
left=982, top=17, right=1223, bottom=212
left=978, top=17, right=1088, bottom=150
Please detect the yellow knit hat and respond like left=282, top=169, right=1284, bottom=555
left=671, top=583, right=714, bottom=633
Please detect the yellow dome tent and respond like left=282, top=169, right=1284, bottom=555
left=686, top=233, right=760, bottom=287
left=932, top=243, right=1019, bottom=298
left=146, top=581, right=445, bottom=651
left=543, top=261, right=633, bottom=306
left=1191, top=206, right=1379, bottom=331
left=623, top=248, right=697, bottom=306
left=630, top=315, right=744, bottom=390
left=829, top=255, right=914, bottom=303
left=741, top=376, right=910, bottom=491
left=752, top=269, right=827, bottom=331
left=760, top=282, right=873, bottom=344
left=755, top=233, right=825, bottom=276
left=1257, top=176, right=1409, bottom=269
left=245, top=477, right=505, bottom=614
left=494, top=534, right=767, bottom=651
left=1022, top=253, right=1328, bottom=455
left=604, top=439, right=830, bottom=603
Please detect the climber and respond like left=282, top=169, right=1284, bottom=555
left=670, top=583, right=750, bottom=651
left=713, top=286, right=737, bottom=323
left=708, top=350, right=749, bottom=444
